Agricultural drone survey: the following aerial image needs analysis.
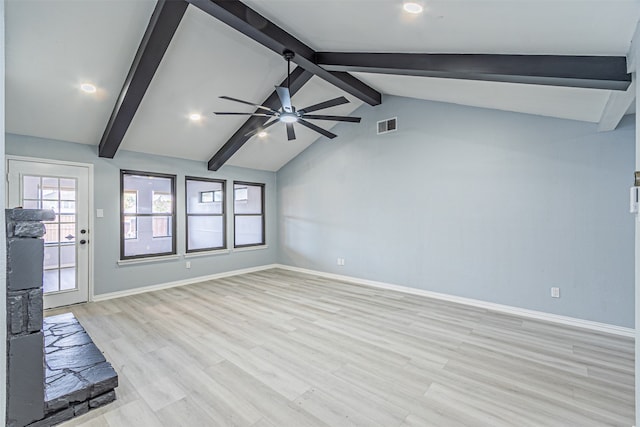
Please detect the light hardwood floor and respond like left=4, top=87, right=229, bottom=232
left=49, top=268, right=634, bottom=427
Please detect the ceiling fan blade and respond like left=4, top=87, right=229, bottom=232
left=286, top=123, right=296, bottom=141
left=245, top=119, right=279, bottom=137
left=275, top=86, right=293, bottom=113
left=219, top=96, right=278, bottom=114
left=298, top=119, right=337, bottom=139
left=302, top=114, right=361, bottom=123
left=213, top=112, right=275, bottom=117
left=298, top=96, right=349, bottom=114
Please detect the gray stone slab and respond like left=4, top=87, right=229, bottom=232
left=7, top=208, right=56, bottom=222
left=14, top=221, right=46, bottom=238
left=7, top=333, right=45, bottom=427
left=28, top=288, right=44, bottom=332
left=73, top=402, right=89, bottom=417
left=46, top=343, right=106, bottom=372
left=83, top=362, right=118, bottom=397
left=26, top=406, right=74, bottom=427
left=49, top=323, right=84, bottom=337
left=51, top=331, right=93, bottom=348
left=45, top=373, right=89, bottom=412
left=89, top=390, right=116, bottom=409
left=7, top=238, right=44, bottom=291
left=8, top=292, right=25, bottom=335
left=43, top=312, right=118, bottom=421
left=44, top=312, right=75, bottom=324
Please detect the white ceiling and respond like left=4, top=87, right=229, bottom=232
left=243, top=0, right=639, bottom=55
left=5, top=1, right=639, bottom=172
left=6, top=0, right=156, bottom=145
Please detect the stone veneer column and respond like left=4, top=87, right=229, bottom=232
left=5, top=208, right=55, bottom=427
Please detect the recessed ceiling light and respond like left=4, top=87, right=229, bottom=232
left=189, top=113, right=202, bottom=121
left=403, top=2, right=423, bottom=14
left=80, top=83, right=96, bottom=94
left=257, top=131, right=268, bottom=138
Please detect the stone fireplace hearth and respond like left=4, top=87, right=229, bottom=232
left=6, top=209, right=118, bottom=427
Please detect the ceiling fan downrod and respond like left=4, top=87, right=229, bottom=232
left=283, top=49, right=295, bottom=91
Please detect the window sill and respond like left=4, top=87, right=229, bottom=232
left=233, top=245, right=268, bottom=253
left=117, top=254, right=181, bottom=266
left=184, top=249, right=230, bottom=259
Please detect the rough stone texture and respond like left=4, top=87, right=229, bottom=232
left=7, top=208, right=56, bottom=222
left=8, top=292, right=25, bottom=335
left=43, top=313, right=118, bottom=419
left=28, top=288, right=44, bottom=332
left=7, top=333, right=45, bottom=427
left=7, top=237, right=44, bottom=291
left=89, top=390, right=116, bottom=409
left=73, top=402, right=88, bottom=417
left=85, top=362, right=119, bottom=397
left=25, top=407, right=74, bottom=427
left=14, top=221, right=46, bottom=238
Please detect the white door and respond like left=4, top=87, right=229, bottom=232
left=7, top=158, right=91, bottom=309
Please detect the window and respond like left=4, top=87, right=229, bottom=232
left=123, top=190, right=137, bottom=239
left=199, top=190, right=222, bottom=203
left=152, top=191, right=171, bottom=238
left=120, top=170, right=176, bottom=259
left=186, top=177, right=226, bottom=252
left=233, top=182, right=264, bottom=247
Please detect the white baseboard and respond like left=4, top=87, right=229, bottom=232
left=92, top=264, right=279, bottom=302
left=274, top=264, right=635, bottom=338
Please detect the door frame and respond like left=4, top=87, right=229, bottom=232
left=6, top=155, right=95, bottom=303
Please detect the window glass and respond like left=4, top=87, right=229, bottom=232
left=233, top=182, right=264, bottom=247
left=186, top=178, right=226, bottom=252
left=121, top=171, right=176, bottom=259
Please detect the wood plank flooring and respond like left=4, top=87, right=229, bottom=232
left=48, top=268, right=634, bottom=427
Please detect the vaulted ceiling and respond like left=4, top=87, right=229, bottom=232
left=6, top=0, right=639, bottom=172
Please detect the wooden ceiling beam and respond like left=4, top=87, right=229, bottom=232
left=316, top=53, right=631, bottom=91
left=208, top=66, right=314, bottom=171
left=187, top=0, right=382, bottom=106
left=98, top=0, right=188, bottom=158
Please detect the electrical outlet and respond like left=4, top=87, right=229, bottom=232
left=337, top=257, right=341, bottom=265
left=551, top=287, right=560, bottom=298
left=336, top=257, right=345, bottom=266
left=186, top=261, right=191, bottom=269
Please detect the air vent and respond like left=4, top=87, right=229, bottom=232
left=377, top=117, right=397, bottom=134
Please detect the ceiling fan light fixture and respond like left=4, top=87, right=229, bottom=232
left=280, top=114, right=298, bottom=124
left=257, top=131, right=268, bottom=138
left=189, top=113, right=202, bottom=121
left=403, top=2, right=424, bottom=14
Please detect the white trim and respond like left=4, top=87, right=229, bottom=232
left=233, top=244, right=268, bottom=253
left=93, top=263, right=278, bottom=302
left=6, top=154, right=94, bottom=169
left=117, top=254, right=181, bottom=266
left=184, top=249, right=230, bottom=258
left=274, top=264, right=635, bottom=338
left=6, top=155, right=95, bottom=305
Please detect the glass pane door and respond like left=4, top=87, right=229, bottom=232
left=22, top=175, right=77, bottom=294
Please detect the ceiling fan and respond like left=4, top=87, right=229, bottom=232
left=214, top=50, right=361, bottom=141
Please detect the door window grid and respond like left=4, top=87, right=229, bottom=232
left=22, top=175, right=77, bottom=294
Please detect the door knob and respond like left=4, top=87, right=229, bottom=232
left=79, top=239, right=87, bottom=245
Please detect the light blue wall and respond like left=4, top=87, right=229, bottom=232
left=277, top=96, right=635, bottom=328
left=6, top=133, right=277, bottom=296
